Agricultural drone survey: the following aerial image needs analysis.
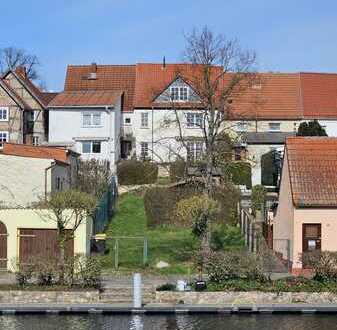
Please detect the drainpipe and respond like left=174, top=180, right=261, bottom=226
left=107, top=106, right=114, bottom=170
left=45, top=162, right=57, bottom=200
left=151, top=106, right=154, bottom=161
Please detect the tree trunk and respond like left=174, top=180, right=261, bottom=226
left=57, top=226, right=66, bottom=285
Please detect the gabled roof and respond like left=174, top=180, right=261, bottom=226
left=49, top=90, right=122, bottom=108
left=285, top=137, right=337, bottom=207
left=64, top=64, right=135, bottom=112
left=1, top=143, right=72, bottom=164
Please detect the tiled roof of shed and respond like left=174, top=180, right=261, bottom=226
left=286, top=137, right=337, bottom=207
left=2, top=143, right=70, bottom=164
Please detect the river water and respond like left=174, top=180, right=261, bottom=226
left=1, top=314, right=337, bottom=330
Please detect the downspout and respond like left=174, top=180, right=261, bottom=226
left=107, top=105, right=113, bottom=169
left=151, top=106, right=154, bottom=161
left=45, top=162, right=57, bottom=200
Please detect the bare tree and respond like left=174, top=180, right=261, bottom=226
left=0, top=47, right=40, bottom=80
left=36, top=190, right=97, bottom=284
left=152, top=26, right=258, bottom=256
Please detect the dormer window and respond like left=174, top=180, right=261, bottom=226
left=170, top=86, right=189, bottom=101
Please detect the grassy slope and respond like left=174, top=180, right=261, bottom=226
left=103, top=193, right=198, bottom=274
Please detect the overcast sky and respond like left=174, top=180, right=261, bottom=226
left=2, top=0, right=337, bottom=91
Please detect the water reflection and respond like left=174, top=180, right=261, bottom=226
left=0, top=314, right=337, bottom=330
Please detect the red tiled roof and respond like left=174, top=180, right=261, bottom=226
left=64, top=65, right=135, bottom=112
left=61, top=63, right=337, bottom=119
left=300, top=72, right=337, bottom=119
left=286, top=137, right=337, bottom=207
left=49, top=90, right=122, bottom=107
left=229, top=73, right=302, bottom=119
left=2, top=143, right=69, bottom=164
left=134, top=63, right=223, bottom=108
left=41, top=92, right=58, bottom=105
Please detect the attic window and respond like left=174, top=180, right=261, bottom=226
left=251, top=83, right=262, bottom=90
left=87, top=72, right=97, bottom=80
left=170, top=86, right=189, bottom=101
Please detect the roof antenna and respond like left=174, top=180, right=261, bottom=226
left=162, top=56, right=166, bottom=69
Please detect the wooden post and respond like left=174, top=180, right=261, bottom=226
left=248, top=222, right=253, bottom=252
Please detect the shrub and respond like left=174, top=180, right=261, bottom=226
left=211, top=225, right=245, bottom=251
left=76, top=256, right=102, bottom=289
left=206, top=251, right=266, bottom=284
left=169, top=160, right=187, bottom=183
left=225, top=162, right=252, bottom=189
left=251, top=185, right=267, bottom=215
left=302, top=251, right=337, bottom=282
left=156, top=283, right=176, bottom=291
left=117, top=160, right=158, bottom=185
left=144, top=181, right=240, bottom=228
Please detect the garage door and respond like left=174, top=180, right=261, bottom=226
left=19, top=229, right=74, bottom=265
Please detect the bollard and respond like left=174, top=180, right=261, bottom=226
left=133, top=273, right=142, bottom=308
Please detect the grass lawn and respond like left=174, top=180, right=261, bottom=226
left=101, top=193, right=199, bottom=275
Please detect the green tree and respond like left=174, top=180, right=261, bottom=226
left=297, top=120, right=328, bottom=136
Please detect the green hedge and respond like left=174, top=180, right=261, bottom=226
left=117, top=160, right=158, bottom=185
left=226, top=162, right=252, bottom=189
left=144, top=182, right=240, bottom=228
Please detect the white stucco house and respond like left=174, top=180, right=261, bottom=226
left=48, top=89, right=122, bottom=170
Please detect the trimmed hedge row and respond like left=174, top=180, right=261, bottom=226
left=117, top=160, right=158, bottom=185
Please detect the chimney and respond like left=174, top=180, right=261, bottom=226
left=162, top=56, right=166, bottom=70
left=88, top=62, right=97, bottom=80
left=15, top=66, right=27, bottom=79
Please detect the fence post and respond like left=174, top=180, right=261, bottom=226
left=248, top=222, right=253, bottom=252
left=143, top=237, right=148, bottom=266
left=245, top=215, right=249, bottom=246
left=114, top=238, right=119, bottom=269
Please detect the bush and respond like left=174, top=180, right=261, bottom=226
left=302, top=251, right=337, bottom=282
left=225, top=162, right=252, bottom=189
left=76, top=256, right=102, bottom=289
left=156, top=283, right=176, bottom=291
left=211, top=225, right=245, bottom=251
left=117, top=160, right=158, bottom=185
left=169, top=160, right=187, bottom=183
left=251, top=185, right=267, bottom=215
left=206, top=251, right=266, bottom=284
left=144, top=181, right=240, bottom=228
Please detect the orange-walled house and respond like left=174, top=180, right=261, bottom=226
left=273, top=137, right=337, bottom=274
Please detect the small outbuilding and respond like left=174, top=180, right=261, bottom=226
left=273, top=137, right=337, bottom=274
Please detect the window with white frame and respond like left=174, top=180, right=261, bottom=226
left=140, top=112, right=149, bottom=128
left=81, top=141, right=101, bottom=154
left=140, top=142, right=149, bottom=159
left=0, top=107, right=8, bottom=121
left=186, top=141, right=203, bottom=161
left=186, top=112, right=203, bottom=128
left=236, top=121, right=248, bottom=132
left=170, top=86, right=189, bottom=101
left=269, top=122, right=281, bottom=132
left=0, top=132, right=8, bottom=149
left=82, top=112, right=102, bottom=127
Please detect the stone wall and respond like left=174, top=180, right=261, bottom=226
left=155, top=291, right=337, bottom=305
left=0, top=290, right=100, bottom=304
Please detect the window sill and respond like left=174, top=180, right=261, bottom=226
left=140, top=127, right=150, bottom=129
left=0, top=120, right=9, bottom=122
left=268, top=130, right=281, bottom=133
left=82, top=125, right=104, bottom=128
